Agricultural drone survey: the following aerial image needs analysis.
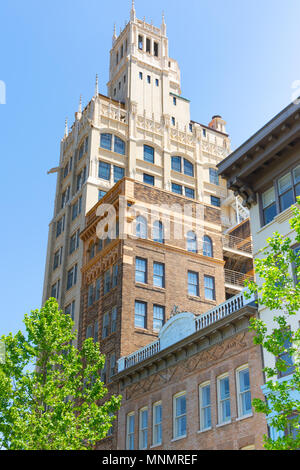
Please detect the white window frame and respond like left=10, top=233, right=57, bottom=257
left=126, top=412, right=135, bottom=450
left=217, top=373, right=231, bottom=425
left=173, top=391, right=187, bottom=440
left=236, top=365, right=252, bottom=418
left=139, top=407, right=148, bottom=450
left=199, top=381, right=212, bottom=431
left=152, top=401, right=162, bottom=446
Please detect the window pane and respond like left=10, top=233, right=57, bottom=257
left=187, top=231, right=197, bottom=253
left=278, top=173, right=292, bottom=195
left=114, top=165, right=125, bottom=183
left=172, top=183, right=183, bottom=195
left=184, top=159, right=194, bottom=177
left=280, top=189, right=294, bottom=212
left=135, top=301, right=146, bottom=328
left=99, top=161, right=111, bottom=180
left=136, top=216, right=148, bottom=239
left=136, top=258, right=147, bottom=283
left=209, top=168, right=219, bottom=185
left=153, top=305, right=165, bottom=331
left=211, top=196, right=221, bottom=207
left=220, top=377, right=230, bottom=399
left=100, top=133, right=112, bottom=150
left=203, top=236, right=213, bottom=257
left=144, top=145, right=154, bottom=163
left=262, top=187, right=275, bottom=208
left=114, top=136, right=125, bottom=155
left=143, top=173, right=154, bottom=186
left=153, top=221, right=164, bottom=243
left=185, top=187, right=195, bottom=199
left=171, top=156, right=181, bottom=173
left=188, top=271, right=199, bottom=296
left=153, top=262, right=165, bottom=288
left=263, top=203, right=277, bottom=225
left=293, top=165, right=300, bottom=184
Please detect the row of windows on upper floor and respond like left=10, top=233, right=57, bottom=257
left=51, top=263, right=78, bottom=300
left=126, top=365, right=252, bottom=449
left=261, top=163, right=300, bottom=226
left=138, top=35, right=159, bottom=57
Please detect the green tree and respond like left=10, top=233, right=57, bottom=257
left=0, top=299, right=121, bottom=450
left=246, top=201, right=300, bottom=450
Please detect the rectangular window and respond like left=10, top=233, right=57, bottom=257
left=144, top=145, right=154, bottom=164
left=278, top=172, right=294, bottom=212
left=114, top=165, right=125, bottom=183
left=277, top=336, right=295, bottom=378
left=204, top=275, right=215, bottom=301
left=100, top=133, right=112, bottom=151
left=112, top=264, right=118, bottom=288
left=86, top=325, right=93, bottom=339
left=236, top=366, right=252, bottom=417
left=155, top=78, right=159, bottom=87
left=69, top=230, right=79, bottom=255
left=61, top=186, right=70, bottom=209
left=104, top=269, right=111, bottom=294
left=154, top=42, right=159, bottom=57
left=188, top=271, right=199, bottom=297
left=53, top=248, right=62, bottom=270
left=139, top=72, right=143, bottom=80
left=126, top=413, right=135, bottom=450
left=209, top=168, right=219, bottom=186
left=102, top=312, right=110, bottom=339
left=99, top=161, right=111, bottom=180
left=143, top=173, right=155, bottom=186
left=95, top=278, right=101, bottom=301
left=185, top=187, right=195, bottom=199
left=153, top=262, right=165, bottom=288
left=218, top=375, right=231, bottom=424
left=72, top=196, right=82, bottom=220
left=153, top=305, right=165, bottom=332
left=171, top=117, right=176, bottom=126
left=51, top=280, right=60, bottom=300
left=138, top=35, right=143, bottom=50
left=56, top=215, right=65, bottom=237
left=67, top=265, right=77, bottom=290
left=173, top=392, right=186, bottom=439
left=88, top=284, right=94, bottom=306
left=109, top=353, right=116, bottom=380
left=135, top=301, right=147, bottom=329
left=211, top=196, right=221, bottom=208
left=147, top=75, right=151, bottom=84
left=146, top=38, right=151, bottom=53
left=111, top=306, right=117, bottom=333
left=136, top=258, right=147, bottom=284
left=153, top=402, right=162, bottom=446
left=173, top=96, right=177, bottom=106
left=262, top=187, right=277, bottom=225
left=199, top=383, right=211, bottom=431
left=172, top=183, right=183, bottom=195
left=65, top=300, right=75, bottom=321
left=139, top=408, right=148, bottom=450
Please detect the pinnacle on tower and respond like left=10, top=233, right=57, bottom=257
left=78, top=95, right=82, bottom=113
left=94, top=74, right=99, bottom=97
left=64, top=118, right=68, bottom=137
left=161, top=11, right=167, bottom=36
left=130, top=0, right=136, bottom=22
left=112, top=23, right=117, bottom=45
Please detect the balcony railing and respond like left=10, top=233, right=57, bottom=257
left=223, top=234, right=253, bottom=255
left=117, top=290, right=256, bottom=373
left=224, top=269, right=254, bottom=288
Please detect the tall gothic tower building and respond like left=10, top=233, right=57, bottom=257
left=42, top=2, right=250, bottom=345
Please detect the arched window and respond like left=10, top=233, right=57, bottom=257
left=153, top=221, right=164, bottom=244
left=203, top=236, right=213, bottom=258
left=187, top=231, right=197, bottom=253
left=136, top=216, right=148, bottom=239
left=114, top=136, right=126, bottom=155
left=183, top=159, right=194, bottom=177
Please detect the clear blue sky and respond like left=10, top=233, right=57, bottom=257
left=1, top=0, right=300, bottom=336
